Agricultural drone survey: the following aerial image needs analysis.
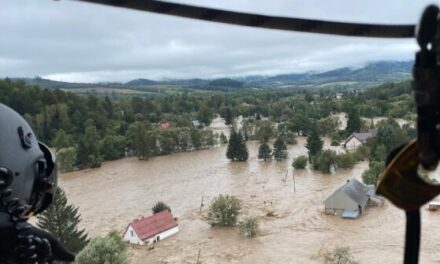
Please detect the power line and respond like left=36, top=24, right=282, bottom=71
left=75, top=0, right=415, bottom=38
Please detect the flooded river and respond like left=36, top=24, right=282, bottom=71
left=59, top=137, right=440, bottom=263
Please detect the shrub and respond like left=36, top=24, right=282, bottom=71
left=335, top=153, right=357, bottom=169
left=152, top=201, right=171, bottom=214
left=208, top=194, right=241, bottom=227
left=76, top=231, right=127, bottom=264
left=239, top=217, right=259, bottom=238
left=323, top=247, right=358, bottom=264
left=292, top=155, right=308, bottom=169
left=312, top=150, right=337, bottom=174
left=362, top=161, right=385, bottom=185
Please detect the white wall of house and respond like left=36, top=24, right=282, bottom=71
left=144, top=226, right=179, bottom=244
left=123, top=225, right=143, bottom=245
left=124, top=225, right=180, bottom=245
left=345, top=137, right=363, bottom=150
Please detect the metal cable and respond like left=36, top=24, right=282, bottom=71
left=75, top=0, right=415, bottom=38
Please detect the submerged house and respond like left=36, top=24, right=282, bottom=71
left=343, top=129, right=376, bottom=150
left=324, top=178, right=381, bottom=219
left=123, top=210, right=179, bottom=245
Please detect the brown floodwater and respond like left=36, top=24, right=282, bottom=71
left=59, top=136, right=440, bottom=264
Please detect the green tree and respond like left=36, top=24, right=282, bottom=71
left=258, top=143, right=272, bottom=161
left=52, top=129, right=74, bottom=149
left=273, top=136, right=288, bottom=161
left=346, top=108, right=361, bottom=135
left=239, top=217, right=259, bottom=238
left=57, top=147, right=77, bottom=173
left=255, top=120, right=275, bottom=143
left=312, top=150, right=338, bottom=174
left=76, top=231, right=127, bottom=264
left=280, top=130, right=297, bottom=145
left=152, top=201, right=171, bottom=214
left=287, top=113, right=312, bottom=136
left=76, top=124, right=102, bottom=168
left=292, top=155, right=308, bottom=169
left=197, top=104, right=214, bottom=126
left=324, top=247, right=358, bottom=264
left=226, top=130, right=248, bottom=161
left=362, top=161, right=385, bottom=185
left=224, top=107, right=233, bottom=125
left=37, top=187, right=88, bottom=255
left=190, top=128, right=202, bottom=150
left=101, top=135, right=126, bottom=160
left=335, top=153, right=358, bottom=169
left=127, top=122, right=156, bottom=160
left=220, top=132, right=228, bottom=144
left=305, top=125, right=323, bottom=159
left=375, top=119, right=409, bottom=152
left=208, top=194, right=241, bottom=227
left=177, top=128, right=190, bottom=151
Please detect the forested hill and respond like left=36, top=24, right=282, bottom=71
left=10, top=61, right=412, bottom=92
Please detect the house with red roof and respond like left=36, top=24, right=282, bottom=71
left=157, top=121, right=171, bottom=130
left=123, top=210, right=179, bottom=245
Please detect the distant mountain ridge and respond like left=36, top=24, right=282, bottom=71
left=11, top=61, right=413, bottom=91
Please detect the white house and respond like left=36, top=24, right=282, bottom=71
left=123, top=210, right=179, bottom=245
left=343, top=129, right=376, bottom=150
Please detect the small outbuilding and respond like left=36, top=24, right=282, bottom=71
left=123, top=210, right=179, bottom=245
left=324, top=178, right=376, bottom=219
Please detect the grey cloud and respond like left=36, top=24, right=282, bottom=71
left=0, top=0, right=438, bottom=82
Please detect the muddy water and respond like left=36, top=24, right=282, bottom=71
left=59, top=138, right=440, bottom=264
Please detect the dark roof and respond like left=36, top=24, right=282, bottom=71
left=344, top=129, right=376, bottom=145
left=130, top=211, right=178, bottom=240
left=335, top=178, right=369, bottom=207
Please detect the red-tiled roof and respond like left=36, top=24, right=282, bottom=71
left=130, top=210, right=178, bottom=240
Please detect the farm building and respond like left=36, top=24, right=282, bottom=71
left=343, top=129, right=376, bottom=150
left=123, top=210, right=179, bottom=245
left=324, top=178, right=381, bottom=219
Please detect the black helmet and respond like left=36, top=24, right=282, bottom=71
left=0, top=103, right=57, bottom=219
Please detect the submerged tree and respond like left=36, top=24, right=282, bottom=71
left=152, top=201, right=171, bottom=214
left=323, top=247, right=358, bottom=264
left=37, top=187, right=89, bottom=255
left=208, top=194, right=241, bottom=227
left=226, top=130, right=248, bottom=161
left=239, top=217, right=259, bottom=238
left=292, top=155, right=308, bottom=169
left=258, top=142, right=272, bottom=161
left=273, top=136, right=288, bottom=161
left=305, top=124, right=323, bottom=159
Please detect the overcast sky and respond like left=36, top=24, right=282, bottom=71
left=1, top=0, right=439, bottom=82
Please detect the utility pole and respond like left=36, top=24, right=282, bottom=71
left=200, top=196, right=204, bottom=213
left=292, top=170, right=296, bottom=193
left=196, top=248, right=201, bottom=264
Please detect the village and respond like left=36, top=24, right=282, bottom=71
left=59, top=115, right=440, bottom=264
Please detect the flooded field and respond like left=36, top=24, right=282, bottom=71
left=59, top=137, right=440, bottom=264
